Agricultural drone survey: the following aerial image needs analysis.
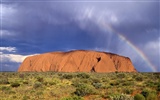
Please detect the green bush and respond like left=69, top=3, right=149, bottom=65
left=146, top=81, right=156, bottom=87
left=23, top=80, right=29, bottom=84
left=110, top=81, right=119, bottom=86
left=74, top=83, right=95, bottom=96
left=0, top=77, right=9, bottom=84
left=76, top=73, right=90, bottom=79
left=1, top=72, right=160, bottom=100
left=92, top=83, right=102, bottom=89
left=101, top=77, right=109, bottom=82
left=1, top=86, right=11, bottom=91
left=61, top=95, right=83, bottom=100
left=62, top=74, right=74, bottom=79
left=80, top=79, right=91, bottom=84
left=33, top=82, right=42, bottom=89
left=36, top=76, right=44, bottom=82
left=117, top=73, right=126, bottom=79
left=36, top=91, right=43, bottom=95
left=146, top=92, right=157, bottom=100
left=135, top=77, right=143, bottom=82
left=108, top=94, right=134, bottom=100
left=134, top=94, right=145, bottom=100
left=12, top=95, right=17, bottom=99
left=11, top=82, right=20, bottom=87
left=141, top=89, right=157, bottom=100
left=58, top=73, right=63, bottom=76
left=122, top=81, right=133, bottom=86
left=19, top=73, right=25, bottom=79
left=23, top=95, right=30, bottom=100
left=48, top=81, right=56, bottom=85
left=141, top=89, right=149, bottom=98
left=157, top=82, right=160, bottom=91
left=123, top=88, right=133, bottom=94
left=8, top=90, right=16, bottom=94
left=91, top=78, right=101, bottom=83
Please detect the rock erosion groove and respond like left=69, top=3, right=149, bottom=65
left=18, top=50, right=137, bottom=72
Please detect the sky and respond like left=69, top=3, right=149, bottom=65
left=0, top=0, right=159, bottom=72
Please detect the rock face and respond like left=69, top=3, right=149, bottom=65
left=18, top=50, right=137, bottom=72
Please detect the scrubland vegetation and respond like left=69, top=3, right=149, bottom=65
left=0, top=72, right=160, bottom=100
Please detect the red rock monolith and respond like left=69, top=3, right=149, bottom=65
left=18, top=50, right=137, bottom=72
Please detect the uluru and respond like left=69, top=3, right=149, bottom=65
left=18, top=50, right=137, bottom=72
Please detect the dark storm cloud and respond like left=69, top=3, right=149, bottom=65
left=2, top=2, right=110, bottom=53
left=1, top=1, right=159, bottom=72
left=111, top=2, right=159, bottom=44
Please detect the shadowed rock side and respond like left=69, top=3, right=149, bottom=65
left=18, top=50, right=137, bottom=72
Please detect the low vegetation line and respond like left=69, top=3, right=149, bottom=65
left=0, top=72, right=160, bottom=100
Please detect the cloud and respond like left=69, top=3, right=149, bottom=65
left=0, top=4, right=17, bottom=18
left=0, top=47, right=16, bottom=52
left=1, top=30, right=13, bottom=37
left=1, top=53, right=26, bottom=63
left=0, top=4, right=18, bottom=30
left=0, top=47, right=38, bottom=71
left=0, top=52, right=38, bottom=71
left=0, top=47, right=38, bottom=63
left=144, top=37, right=160, bottom=56
left=1, top=53, right=37, bottom=63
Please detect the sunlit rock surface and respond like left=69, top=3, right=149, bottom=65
left=18, top=50, right=137, bottom=72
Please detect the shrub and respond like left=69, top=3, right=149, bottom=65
left=7, top=90, right=16, bottom=94
left=80, top=79, right=90, bottom=84
left=122, top=81, right=133, bottom=86
left=110, top=81, right=119, bottom=86
left=52, top=78, right=61, bottom=85
left=101, top=77, right=109, bottom=82
left=91, top=78, right=101, bottom=83
left=23, top=95, right=30, bottom=100
left=74, top=83, right=95, bottom=96
left=117, top=73, right=126, bottom=79
left=11, top=82, right=20, bottom=87
left=71, top=79, right=80, bottom=87
left=12, top=95, right=17, bottom=99
left=146, top=92, right=157, bottom=100
left=36, top=91, right=43, bottom=95
left=61, top=79, right=72, bottom=85
left=48, top=81, right=56, bottom=85
left=1, top=86, right=11, bottom=91
left=92, top=83, right=102, bottom=89
left=141, top=89, right=157, bottom=100
left=23, top=80, right=29, bottom=84
left=123, top=88, right=133, bottom=94
left=157, top=82, right=160, bottom=91
left=141, top=89, right=149, bottom=98
left=108, top=94, right=134, bottom=100
left=33, top=82, right=42, bottom=89
left=134, top=94, right=145, bottom=100
left=19, top=73, right=25, bottom=79
left=0, top=77, right=9, bottom=84
left=58, top=73, right=63, bottom=76
left=36, top=76, right=44, bottom=82
left=62, top=74, right=74, bottom=79
left=146, top=81, right=156, bottom=87
left=61, top=95, right=83, bottom=100
left=135, top=77, right=143, bottom=82
left=76, top=73, right=90, bottom=79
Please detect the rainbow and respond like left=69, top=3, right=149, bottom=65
left=100, top=21, right=157, bottom=72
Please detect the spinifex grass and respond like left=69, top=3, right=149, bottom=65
left=0, top=72, right=159, bottom=100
